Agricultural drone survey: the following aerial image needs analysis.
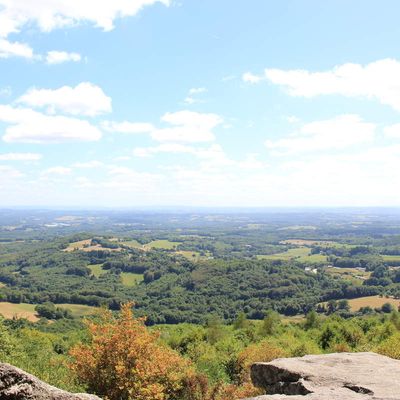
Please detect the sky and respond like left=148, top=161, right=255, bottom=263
left=1, top=0, right=400, bottom=207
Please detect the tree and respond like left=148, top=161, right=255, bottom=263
left=70, top=303, right=191, bottom=400
left=381, top=303, right=394, bottom=313
left=233, top=312, right=249, bottom=330
left=259, top=310, right=280, bottom=336
left=304, top=310, right=319, bottom=330
left=337, top=300, right=350, bottom=312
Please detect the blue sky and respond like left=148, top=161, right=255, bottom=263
left=1, top=0, right=400, bottom=207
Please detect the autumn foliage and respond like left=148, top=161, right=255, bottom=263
left=233, top=340, right=285, bottom=385
left=70, top=303, right=191, bottom=400
left=69, top=303, right=262, bottom=400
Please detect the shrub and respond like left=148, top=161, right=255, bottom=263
left=70, top=303, right=191, bottom=400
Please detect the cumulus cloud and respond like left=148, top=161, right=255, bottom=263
left=106, top=111, right=223, bottom=143
left=17, top=82, right=111, bottom=116
left=42, top=166, right=72, bottom=175
left=265, top=114, right=375, bottom=155
left=73, top=160, right=104, bottom=168
left=245, top=59, right=400, bottom=112
left=184, top=87, right=207, bottom=105
left=133, top=143, right=194, bottom=157
left=105, top=166, right=161, bottom=191
left=242, top=72, right=263, bottom=84
left=102, top=121, right=154, bottom=133
left=0, top=38, right=33, bottom=58
left=0, top=153, right=42, bottom=161
left=0, top=0, right=170, bottom=38
left=384, top=124, right=400, bottom=139
left=0, top=165, right=24, bottom=179
left=45, top=51, right=81, bottom=64
left=152, top=111, right=222, bottom=142
left=189, top=87, right=206, bottom=95
left=0, top=105, right=102, bottom=143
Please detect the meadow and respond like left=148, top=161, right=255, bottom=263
left=0, top=302, right=97, bottom=321
left=257, top=247, right=328, bottom=263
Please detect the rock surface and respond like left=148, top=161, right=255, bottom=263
left=246, top=352, right=400, bottom=399
left=0, top=362, right=101, bottom=399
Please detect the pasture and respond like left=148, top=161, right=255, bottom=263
left=146, top=240, right=181, bottom=250
left=88, top=264, right=105, bottom=277
left=63, top=239, right=121, bottom=253
left=0, top=302, right=97, bottom=321
left=121, top=272, right=143, bottom=286
left=382, top=255, right=400, bottom=264
left=121, top=239, right=143, bottom=249
left=325, top=267, right=370, bottom=284
left=257, top=247, right=327, bottom=263
left=346, top=296, right=400, bottom=312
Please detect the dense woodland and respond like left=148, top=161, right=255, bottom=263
left=2, top=209, right=400, bottom=398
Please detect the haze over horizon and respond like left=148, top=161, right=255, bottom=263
left=1, top=0, right=400, bottom=207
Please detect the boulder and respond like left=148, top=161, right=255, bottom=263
left=246, top=352, right=400, bottom=399
left=0, top=362, right=101, bottom=399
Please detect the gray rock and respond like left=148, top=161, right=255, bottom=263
left=246, top=352, right=400, bottom=399
left=0, top=362, right=101, bottom=399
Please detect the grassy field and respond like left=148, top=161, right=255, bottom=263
left=146, top=240, right=181, bottom=250
left=0, top=303, right=38, bottom=321
left=382, top=255, right=400, bottom=263
left=0, top=302, right=97, bottom=321
left=325, top=267, right=370, bottom=284
left=346, top=296, right=400, bottom=312
left=257, top=247, right=327, bottom=263
left=121, top=239, right=181, bottom=251
left=121, top=272, right=143, bottom=286
left=121, top=239, right=143, bottom=249
left=89, top=262, right=143, bottom=286
left=176, top=250, right=203, bottom=261
left=88, top=264, right=105, bottom=277
left=280, top=239, right=336, bottom=246
left=63, top=239, right=92, bottom=252
left=56, top=303, right=98, bottom=317
left=63, top=239, right=121, bottom=253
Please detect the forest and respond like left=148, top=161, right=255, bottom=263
left=2, top=209, right=400, bottom=398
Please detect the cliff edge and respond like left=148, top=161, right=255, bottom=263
left=245, top=352, right=400, bottom=399
left=0, top=362, right=101, bottom=400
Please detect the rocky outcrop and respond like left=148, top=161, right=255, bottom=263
left=246, top=352, right=400, bottom=399
left=0, top=363, right=101, bottom=399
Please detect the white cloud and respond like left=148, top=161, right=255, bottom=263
left=152, top=111, right=222, bottom=142
left=189, top=87, right=206, bottom=95
left=184, top=97, right=197, bottom=105
left=0, top=165, right=24, bottom=179
left=384, top=124, right=400, bottom=139
left=73, top=160, right=104, bottom=168
left=42, top=166, right=72, bottom=175
left=242, top=72, right=263, bottom=84
left=0, top=38, right=33, bottom=58
left=17, top=82, right=111, bottom=116
left=286, top=116, right=300, bottom=124
left=265, top=115, right=375, bottom=155
left=0, top=105, right=102, bottom=143
left=238, top=153, right=267, bottom=170
left=134, top=143, right=251, bottom=171
left=102, top=121, right=154, bottom=133
left=45, top=51, right=81, bottom=64
left=184, top=88, right=207, bottom=105
left=0, top=153, right=42, bottom=161
left=107, top=111, right=223, bottom=143
left=247, top=59, right=400, bottom=112
left=0, top=0, right=170, bottom=38
left=0, top=87, right=12, bottom=97
left=105, top=166, right=161, bottom=191
left=133, top=143, right=193, bottom=157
